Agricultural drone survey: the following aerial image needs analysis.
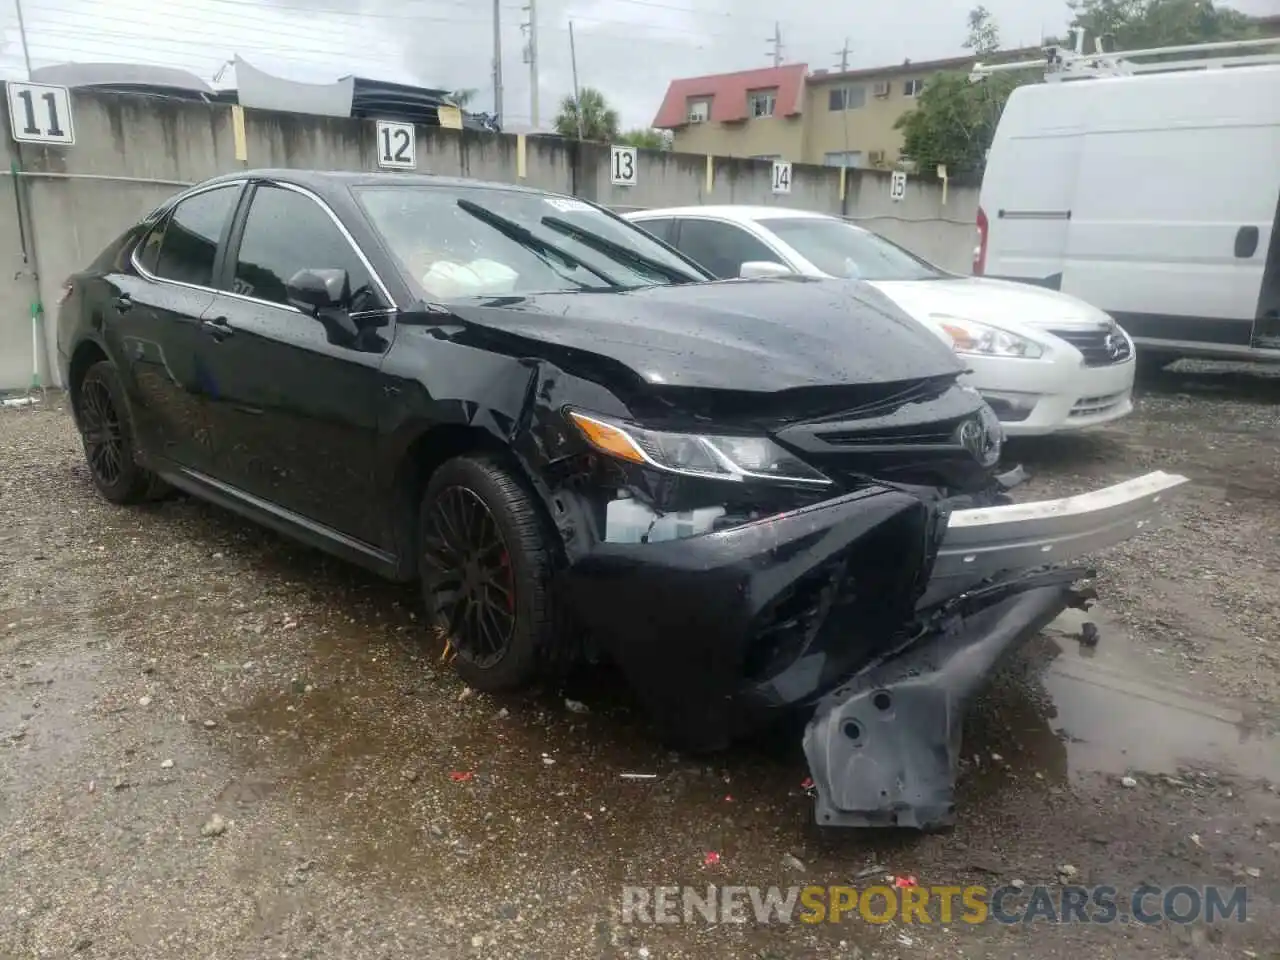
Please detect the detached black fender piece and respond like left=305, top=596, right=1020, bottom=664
left=803, top=568, right=1090, bottom=830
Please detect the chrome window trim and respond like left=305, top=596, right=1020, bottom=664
left=129, top=177, right=399, bottom=317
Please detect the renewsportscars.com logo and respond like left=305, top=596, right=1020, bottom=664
left=620, top=884, right=1249, bottom=925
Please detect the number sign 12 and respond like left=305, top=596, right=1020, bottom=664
left=376, top=120, right=416, bottom=169
left=771, top=161, right=792, bottom=194
left=610, top=145, right=637, bottom=186
left=6, top=82, right=75, bottom=146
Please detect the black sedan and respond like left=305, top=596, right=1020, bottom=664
left=57, top=170, right=1181, bottom=828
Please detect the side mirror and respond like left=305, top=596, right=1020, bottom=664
left=286, top=268, right=350, bottom=314
left=738, top=260, right=794, bottom=280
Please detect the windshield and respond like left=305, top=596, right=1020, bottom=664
left=764, top=217, right=944, bottom=282
left=353, top=184, right=708, bottom=301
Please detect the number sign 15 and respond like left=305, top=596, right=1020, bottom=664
left=376, top=120, right=416, bottom=170
left=6, top=82, right=75, bottom=146
left=610, top=145, right=637, bottom=186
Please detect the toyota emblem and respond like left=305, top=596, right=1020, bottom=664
left=1103, top=332, right=1122, bottom=360
left=955, top=418, right=987, bottom=460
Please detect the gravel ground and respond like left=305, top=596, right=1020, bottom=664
left=1, top=363, right=1278, bottom=960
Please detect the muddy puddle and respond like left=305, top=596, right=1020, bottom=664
left=1038, top=607, right=1278, bottom=784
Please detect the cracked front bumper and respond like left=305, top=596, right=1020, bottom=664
left=565, top=470, right=1187, bottom=824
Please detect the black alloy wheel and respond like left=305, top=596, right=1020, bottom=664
left=80, top=374, right=125, bottom=488
left=75, top=360, right=169, bottom=504
left=417, top=455, right=556, bottom=691
left=421, top=484, right=517, bottom=669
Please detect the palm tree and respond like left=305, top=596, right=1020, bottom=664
left=553, top=87, right=620, bottom=141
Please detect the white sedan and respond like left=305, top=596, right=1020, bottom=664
left=623, top=205, right=1135, bottom=437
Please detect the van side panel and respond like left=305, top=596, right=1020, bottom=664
left=979, top=85, right=1085, bottom=288
left=979, top=65, right=1280, bottom=354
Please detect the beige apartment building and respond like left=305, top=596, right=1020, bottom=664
left=651, top=50, right=1038, bottom=169
left=652, top=14, right=1280, bottom=168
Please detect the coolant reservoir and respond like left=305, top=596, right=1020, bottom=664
left=605, top=492, right=725, bottom=544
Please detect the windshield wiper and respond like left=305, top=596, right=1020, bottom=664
left=540, top=215, right=701, bottom=285
left=455, top=199, right=619, bottom=288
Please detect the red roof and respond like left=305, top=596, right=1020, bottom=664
left=652, top=64, right=807, bottom=129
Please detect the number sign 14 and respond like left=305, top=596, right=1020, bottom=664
left=376, top=120, right=416, bottom=170
left=6, top=82, right=75, bottom=146
left=610, top=145, right=637, bottom=186
left=771, top=161, right=792, bottom=194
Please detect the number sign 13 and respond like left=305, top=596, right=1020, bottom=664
left=610, top=145, right=637, bottom=186
left=6, top=82, right=75, bottom=146
left=376, top=120, right=416, bottom=170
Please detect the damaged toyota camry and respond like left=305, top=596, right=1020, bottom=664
left=57, top=170, right=1186, bottom=830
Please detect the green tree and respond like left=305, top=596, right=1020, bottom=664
left=553, top=87, right=620, bottom=141
left=963, top=5, right=1001, bottom=54
left=616, top=128, right=667, bottom=150
left=894, top=71, right=1026, bottom=176
left=1066, top=0, right=1256, bottom=51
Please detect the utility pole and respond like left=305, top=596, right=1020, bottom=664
left=766, top=22, right=783, bottom=67
left=522, top=0, right=539, bottom=129
left=835, top=38, right=850, bottom=73
left=492, top=0, right=504, bottom=123
left=15, top=0, right=34, bottom=78
left=568, top=20, right=584, bottom=140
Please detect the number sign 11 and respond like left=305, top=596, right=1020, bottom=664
left=6, top=82, right=75, bottom=146
left=376, top=120, right=416, bottom=170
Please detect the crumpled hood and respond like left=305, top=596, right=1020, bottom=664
left=868, top=277, right=1116, bottom=333
left=443, top=277, right=963, bottom=391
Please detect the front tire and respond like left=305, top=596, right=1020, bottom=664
left=418, top=455, right=557, bottom=692
left=75, top=361, right=169, bottom=504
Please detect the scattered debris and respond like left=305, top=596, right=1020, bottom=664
left=1058, top=864, right=1078, bottom=880
left=564, top=698, right=589, bottom=714
left=1121, top=775, right=1138, bottom=788
left=703, top=852, right=720, bottom=867
left=1189, top=833, right=1202, bottom=848
left=619, top=773, right=657, bottom=781
left=541, top=754, right=556, bottom=766
left=449, top=771, right=474, bottom=783
left=402, top=769, right=420, bottom=783
left=201, top=814, right=228, bottom=838
left=990, top=753, right=1003, bottom=762
left=137, top=695, right=152, bottom=707
left=1244, top=866, right=1262, bottom=879
left=892, top=875, right=918, bottom=888
left=781, top=853, right=806, bottom=873
left=1079, top=621, right=1100, bottom=648
left=458, top=686, right=474, bottom=702
left=854, top=864, right=885, bottom=880
left=160, top=759, right=174, bottom=770
left=202, top=720, right=217, bottom=729
left=495, top=707, right=510, bottom=720
left=1011, top=879, right=1025, bottom=891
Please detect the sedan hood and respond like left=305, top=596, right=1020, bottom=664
left=868, top=277, right=1116, bottom=333
left=443, top=277, right=963, bottom=392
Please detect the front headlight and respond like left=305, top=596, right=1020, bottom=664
left=932, top=315, right=1044, bottom=359
left=567, top=410, right=832, bottom=486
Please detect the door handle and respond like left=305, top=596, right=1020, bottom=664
left=112, top=293, right=133, bottom=312
left=201, top=316, right=234, bottom=341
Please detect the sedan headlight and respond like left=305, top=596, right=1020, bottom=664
left=932, top=315, right=1043, bottom=359
left=567, top=411, right=832, bottom=486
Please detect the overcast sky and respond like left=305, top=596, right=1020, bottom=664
left=1, top=0, right=1273, bottom=129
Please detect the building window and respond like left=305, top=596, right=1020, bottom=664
left=687, top=98, right=711, bottom=122
left=747, top=88, right=777, bottom=118
left=823, top=151, right=863, bottom=168
left=828, top=85, right=867, bottom=111
left=903, top=78, right=924, bottom=97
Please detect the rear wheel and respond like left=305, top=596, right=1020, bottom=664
left=418, top=455, right=557, bottom=691
left=75, top=361, right=169, bottom=504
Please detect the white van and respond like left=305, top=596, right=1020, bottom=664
left=974, top=42, right=1280, bottom=365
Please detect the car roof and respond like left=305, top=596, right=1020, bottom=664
left=197, top=168, right=572, bottom=200
left=625, top=205, right=835, bottom=223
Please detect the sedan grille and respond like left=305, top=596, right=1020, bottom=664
left=1048, top=327, right=1132, bottom=366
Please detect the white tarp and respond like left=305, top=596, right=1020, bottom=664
left=233, top=56, right=354, bottom=117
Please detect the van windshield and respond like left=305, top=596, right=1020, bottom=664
left=765, top=217, right=944, bottom=282
left=354, top=184, right=709, bottom=301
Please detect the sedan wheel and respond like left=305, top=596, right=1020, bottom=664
left=418, top=455, right=556, bottom=691
left=75, top=360, right=170, bottom=504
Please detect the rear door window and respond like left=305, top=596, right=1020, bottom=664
left=153, top=185, right=240, bottom=287
left=672, top=219, right=784, bottom=279
left=632, top=217, right=676, bottom=244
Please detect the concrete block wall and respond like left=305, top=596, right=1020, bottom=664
left=0, top=90, right=978, bottom=390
